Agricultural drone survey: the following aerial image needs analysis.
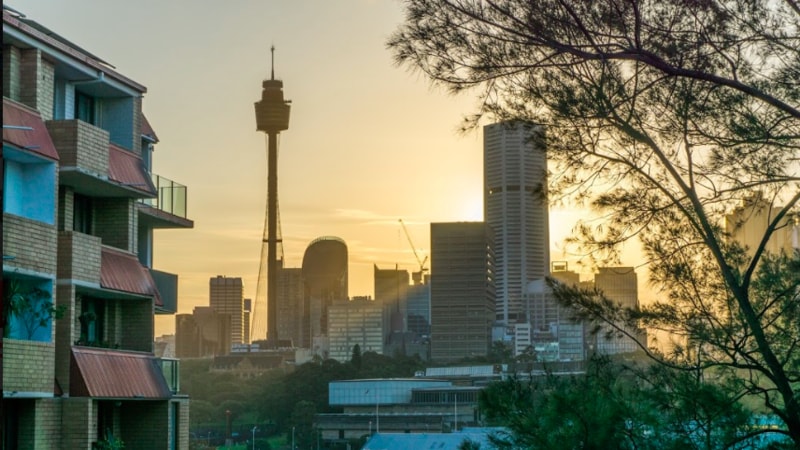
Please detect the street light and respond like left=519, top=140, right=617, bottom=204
left=251, top=426, right=258, bottom=450
left=292, top=426, right=295, bottom=450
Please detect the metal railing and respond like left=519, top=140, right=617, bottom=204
left=158, top=357, right=181, bottom=394
left=140, top=174, right=187, bottom=218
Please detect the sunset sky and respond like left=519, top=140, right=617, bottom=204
left=13, top=0, right=636, bottom=337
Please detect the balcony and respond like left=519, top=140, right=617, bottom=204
left=45, top=119, right=155, bottom=198
left=157, top=357, right=180, bottom=395
left=151, top=269, right=178, bottom=314
left=57, top=231, right=102, bottom=284
left=138, top=174, right=193, bottom=229
left=3, top=214, right=57, bottom=275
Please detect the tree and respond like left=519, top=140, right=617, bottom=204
left=480, top=357, right=761, bottom=449
left=389, top=0, right=800, bottom=444
left=351, top=343, right=363, bottom=370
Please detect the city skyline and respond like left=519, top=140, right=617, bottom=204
left=10, top=1, right=634, bottom=338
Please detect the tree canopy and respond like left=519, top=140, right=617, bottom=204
left=389, top=0, right=800, bottom=445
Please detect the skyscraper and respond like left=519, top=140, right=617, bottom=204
left=210, top=276, right=245, bottom=345
left=374, top=264, right=410, bottom=336
left=430, top=222, right=495, bottom=363
left=484, top=121, right=549, bottom=325
left=593, top=267, right=644, bottom=355
left=302, top=237, right=349, bottom=348
left=276, top=266, right=304, bottom=347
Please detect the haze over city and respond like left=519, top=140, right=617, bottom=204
left=12, top=0, right=625, bottom=337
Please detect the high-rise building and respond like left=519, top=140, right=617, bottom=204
left=374, top=265, right=410, bottom=337
left=484, top=121, right=549, bottom=325
left=210, top=276, right=244, bottom=345
left=406, top=275, right=431, bottom=337
left=3, top=6, right=192, bottom=446
left=430, top=222, right=495, bottom=363
left=175, top=307, right=232, bottom=358
left=327, top=296, right=385, bottom=362
left=276, top=266, right=304, bottom=347
left=593, top=267, right=644, bottom=355
left=725, top=193, right=798, bottom=258
left=302, top=237, right=349, bottom=348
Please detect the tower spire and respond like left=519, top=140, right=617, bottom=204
left=270, top=45, right=275, bottom=81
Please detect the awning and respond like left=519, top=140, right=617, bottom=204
left=100, top=246, right=163, bottom=307
left=2, top=98, right=59, bottom=160
left=108, top=144, right=156, bottom=196
left=141, top=113, right=159, bottom=143
left=70, top=347, right=171, bottom=399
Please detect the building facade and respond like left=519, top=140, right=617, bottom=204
left=209, top=275, right=244, bottom=345
left=327, top=296, right=384, bottom=362
left=276, top=266, right=304, bottom=347
left=175, top=307, right=231, bottom=358
left=592, top=267, right=645, bottom=355
left=374, top=264, right=409, bottom=338
left=302, top=236, right=348, bottom=349
left=484, top=121, right=549, bottom=325
left=429, top=222, right=495, bottom=363
left=3, top=6, right=192, bottom=448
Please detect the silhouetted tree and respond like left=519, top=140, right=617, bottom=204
left=390, top=0, right=800, bottom=444
left=351, top=344, right=362, bottom=370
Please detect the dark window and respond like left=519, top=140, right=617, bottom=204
left=75, top=92, right=95, bottom=124
left=80, top=297, right=104, bottom=345
left=73, top=194, right=93, bottom=234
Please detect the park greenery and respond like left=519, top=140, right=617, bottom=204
left=181, top=350, right=423, bottom=448
left=389, top=0, right=800, bottom=447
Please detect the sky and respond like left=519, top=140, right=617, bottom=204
left=12, top=0, right=639, bottom=338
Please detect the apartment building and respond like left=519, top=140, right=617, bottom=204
left=3, top=6, right=192, bottom=449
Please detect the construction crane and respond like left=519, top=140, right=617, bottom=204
left=399, top=219, right=428, bottom=285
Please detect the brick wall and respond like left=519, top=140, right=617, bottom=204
left=120, top=299, right=154, bottom=352
left=3, top=213, right=57, bottom=275
left=2, top=339, right=55, bottom=394
left=94, top=198, right=136, bottom=252
left=57, top=231, right=102, bottom=284
left=2, top=44, right=21, bottom=100
left=33, top=398, right=63, bottom=449
left=18, top=48, right=55, bottom=120
left=62, top=398, right=96, bottom=450
left=55, top=283, right=77, bottom=394
left=176, top=398, right=191, bottom=450
left=46, top=119, right=110, bottom=175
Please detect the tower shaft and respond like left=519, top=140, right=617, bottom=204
left=253, top=47, right=291, bottom=347
left=266, top=131, right=279, bottom=345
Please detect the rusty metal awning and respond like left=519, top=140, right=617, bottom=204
left=108, top=144, right=156, bottom=196
left=140, top=113, right=159, bottom=143
left=3, top=98, right=60, bottom=160
left=70, top=347, right=171, bottom=399
left=100, top=246, right=163, bottom=307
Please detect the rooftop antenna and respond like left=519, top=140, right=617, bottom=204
left=270, top=45, right=275, bottom=80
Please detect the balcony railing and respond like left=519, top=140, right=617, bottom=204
left=140, top=174, right=187, bottom=218
left=158, top=357, right=180, bottom=394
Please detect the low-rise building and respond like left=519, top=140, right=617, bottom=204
left=3, top=6, right=192, bottom=448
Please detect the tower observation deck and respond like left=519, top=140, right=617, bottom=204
left=252, top=46, right=291, bottom=346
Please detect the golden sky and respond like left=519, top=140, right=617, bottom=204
left=14, top=0, right=640, bottom=337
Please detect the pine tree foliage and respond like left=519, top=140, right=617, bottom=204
left=390, top=0, right=800, bottom=444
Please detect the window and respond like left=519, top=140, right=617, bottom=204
left=79, top=297, right=105, bottom=345
left=75, top=91, right=95, bottom=124
left=73, top=194, right=93, bottom=234
left=4, top=277, right=57, bottom=342
left=3, top=148, right=57, bottom=224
